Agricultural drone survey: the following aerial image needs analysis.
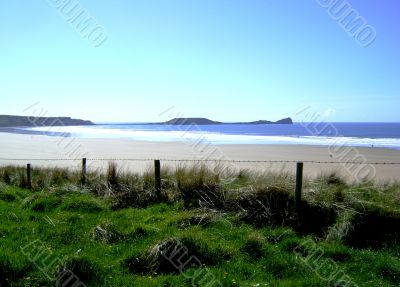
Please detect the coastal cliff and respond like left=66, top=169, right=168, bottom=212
left=0, top=115, right=95, bottom=127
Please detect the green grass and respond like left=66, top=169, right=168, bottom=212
left=0, top=165, right=399, bottom=286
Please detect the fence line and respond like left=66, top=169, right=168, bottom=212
left=1, top=158, right=400, bottom=165
left=2, top=158, right=399, bottom=212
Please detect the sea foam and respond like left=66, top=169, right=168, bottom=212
left=25, top=126, right=400, bottom=149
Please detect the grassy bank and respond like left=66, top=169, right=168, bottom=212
left=0, top=164, right=399, bottom=286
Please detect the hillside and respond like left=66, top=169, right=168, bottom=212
left=0, top=115, right=94, bottom=127
left=0, top=165, right=399, bottom=286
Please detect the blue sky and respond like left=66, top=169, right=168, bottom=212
left=1, top=0, right=399, bottom=122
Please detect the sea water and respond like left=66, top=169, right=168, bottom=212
left=24, top=123, right=400, bottom=150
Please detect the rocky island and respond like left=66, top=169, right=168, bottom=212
left=164, top=117, right=293, bottom=125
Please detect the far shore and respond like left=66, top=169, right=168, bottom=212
left=0, top=132, right=399, bottom=183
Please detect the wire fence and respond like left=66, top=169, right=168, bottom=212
left=1, top=158, right=400, bottom=165
left=1, top=157, right=399, bottom=202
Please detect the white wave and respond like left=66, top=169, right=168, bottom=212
left=24, top=126, right=400, bottom=149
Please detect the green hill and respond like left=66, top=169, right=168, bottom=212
left=0, top=164, right=399, bottom=286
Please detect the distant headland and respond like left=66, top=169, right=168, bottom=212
left=0, top=115, right=293, bottom=128
left=163, top=117, right=293, bottom=125
left=0, top=115, right=94, bottom=128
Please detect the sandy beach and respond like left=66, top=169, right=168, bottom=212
left=0, top=132, right=399, bottom=183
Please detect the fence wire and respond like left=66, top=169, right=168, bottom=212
left=0, top=158, right=400, bottom=165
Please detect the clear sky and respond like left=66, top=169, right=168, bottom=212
left=1, top=0, right=399, bottom=122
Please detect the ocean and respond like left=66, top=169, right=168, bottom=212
left=23, top=122, right=400, bottom=150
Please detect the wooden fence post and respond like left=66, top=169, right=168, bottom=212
left=81, top=158, right=87, bottom=184
left=27, top=163, right=32, bottom=189
left=295, top=162, right=303, bottom=210
left=154, top=160, right=161, bottom=197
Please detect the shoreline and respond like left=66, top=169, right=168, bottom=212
left=6, top=126, right=400, bottom=150
left=1, top=132, right=399, bottom=183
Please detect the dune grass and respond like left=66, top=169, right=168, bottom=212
left=0, top=164, right=399, bottom=286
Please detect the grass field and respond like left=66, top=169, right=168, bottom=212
left=0, top=164, right=399, bottom=286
